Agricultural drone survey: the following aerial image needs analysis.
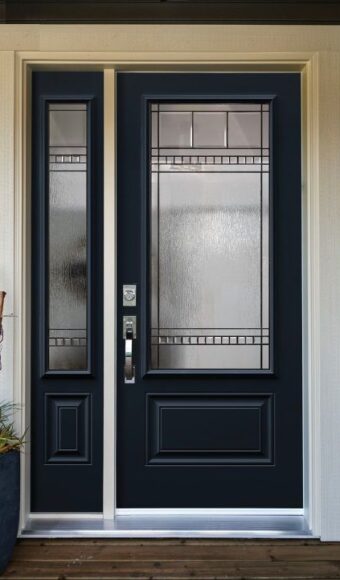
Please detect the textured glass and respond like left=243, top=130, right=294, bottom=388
left=159, top=112, right=192, bottom=147
left=158, top=173, right=260, bottom=330
left=262, top=112, right=269, bottom=149
left=228, top=112, right=262, bottom=148
left=49, top=108, right=87, bottom=147
left=193, top=112, right=227, bottom=147
left=151, top=102, right=271, bottom=370
left=48, top=103, right=88, bottom=370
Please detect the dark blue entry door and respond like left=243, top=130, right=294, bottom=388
left=117, top=73, right=302, bottom=508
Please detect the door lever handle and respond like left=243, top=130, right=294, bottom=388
left=123, top=316, right=136, bottom=383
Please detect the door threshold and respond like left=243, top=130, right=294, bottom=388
left=21, top=514, right=314, bottom=538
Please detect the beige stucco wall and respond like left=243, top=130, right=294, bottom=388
left=0, top=24, right=338, bottom=53
left=0, top=51, right=15, bottom=402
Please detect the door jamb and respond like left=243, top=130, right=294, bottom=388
left=14, top=52, right=320, bottom=536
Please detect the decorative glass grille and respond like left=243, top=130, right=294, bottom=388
left=150, top=102, right=271, bottom=370
left=48, top=103, right=88, bottom=370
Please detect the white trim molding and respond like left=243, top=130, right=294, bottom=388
left=103, top=68, right=117, bottom=520
left=11, top=47, right=320, bottom=538
left=302, top=53, right=321, bottom=537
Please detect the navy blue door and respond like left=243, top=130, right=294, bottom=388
left=117, top=73, right=302, bottom=508
left=31, top=72, right=103, bottom=512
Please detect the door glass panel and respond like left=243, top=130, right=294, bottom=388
left=150, top=102, right=271, bottom=370
left=48, top=103, right=88, bottom=370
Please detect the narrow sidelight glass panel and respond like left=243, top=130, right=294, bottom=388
left=48, top=103, right=88, bottom=370
left=150, top=102, right=271, bottom=370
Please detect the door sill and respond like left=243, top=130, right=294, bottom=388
left=21, top=513, right=314, bottom=538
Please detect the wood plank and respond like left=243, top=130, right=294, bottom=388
left=4, top=558, right=340, bottom=579
left=6, top=540, right=340, bottom=579
left=11, top=539, right=340, bottom=563
left=13, top=539, right=322, bottom=548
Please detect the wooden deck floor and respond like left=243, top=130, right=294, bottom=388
left=3, top=539, right=340, bottom=579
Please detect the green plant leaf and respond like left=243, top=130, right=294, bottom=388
left=0, top=401, right=26, bottom=454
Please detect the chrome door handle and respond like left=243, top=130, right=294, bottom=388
left=123, top=316, right=136, bottom=383
left=125, top=328, right=133, bottom=382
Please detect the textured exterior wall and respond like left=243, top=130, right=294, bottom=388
left=0, top=51, right=15, bottom=402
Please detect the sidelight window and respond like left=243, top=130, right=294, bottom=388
left=48, top=103, right=88, bottom=371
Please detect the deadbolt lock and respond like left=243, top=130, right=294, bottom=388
left=123, top=284, right=137, bottom=307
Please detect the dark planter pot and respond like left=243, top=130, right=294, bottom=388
left=0, top=451, right=20, bottom=574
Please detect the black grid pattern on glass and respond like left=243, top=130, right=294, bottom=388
left=152, top=335, right=269, bottom=346
left=49, top=328, right=87, bottom=347
left=49, top=146, right=87, bottom=172
left=47, top=101, right=89, bottom=371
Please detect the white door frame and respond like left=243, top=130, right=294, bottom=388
left=14, top=51, right=320, bottom=536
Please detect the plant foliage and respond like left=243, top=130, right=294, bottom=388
left=0, top=402, right=25, bottom=455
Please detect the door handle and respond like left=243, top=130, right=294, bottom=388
left=123, top=316, right=136, bottom=383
